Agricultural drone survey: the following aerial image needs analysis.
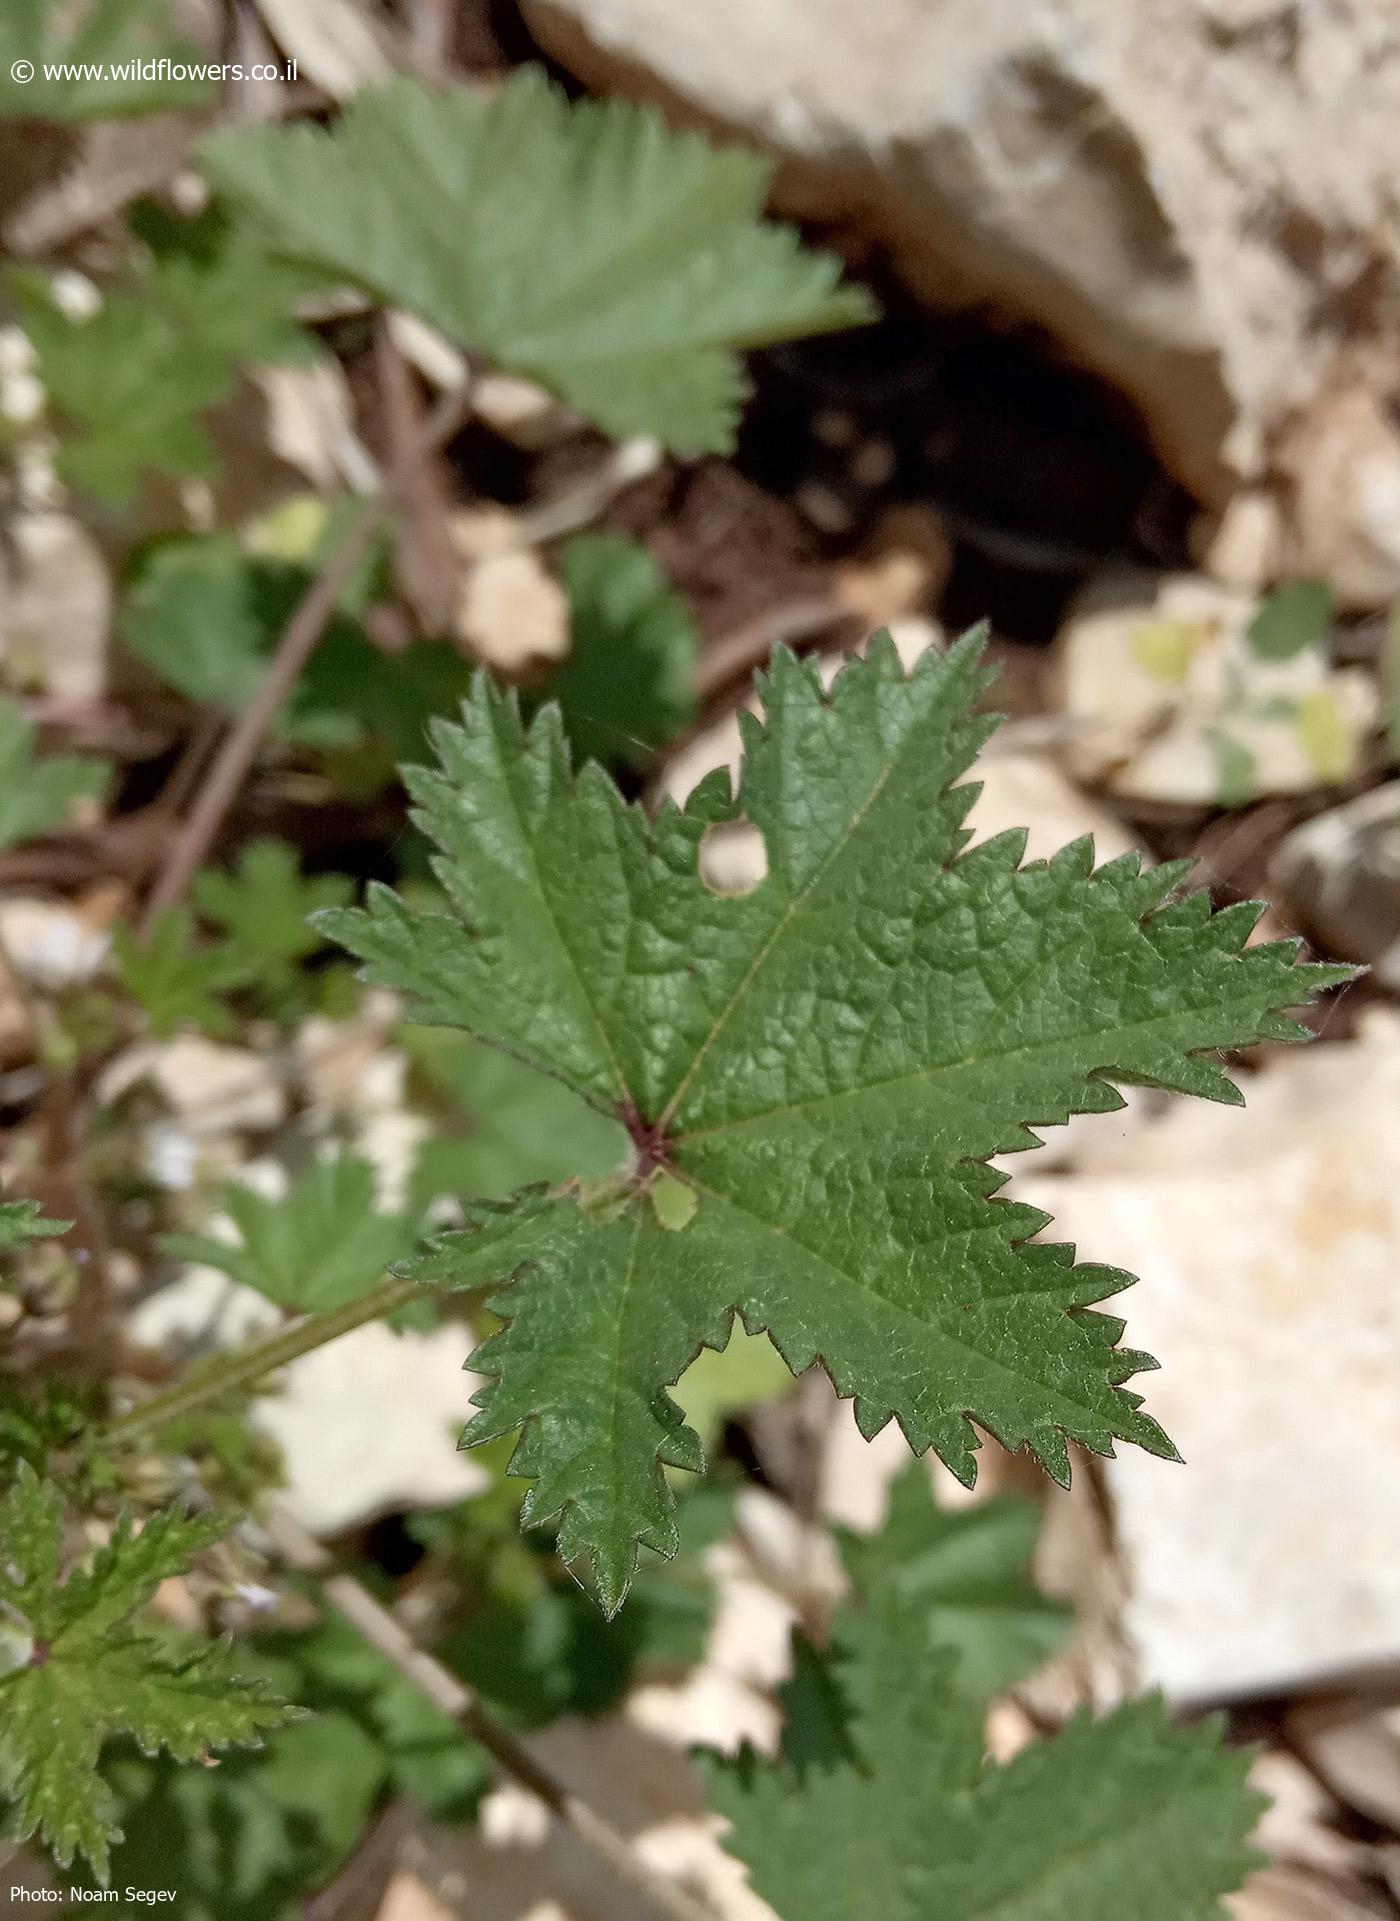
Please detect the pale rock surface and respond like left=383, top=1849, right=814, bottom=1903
left=833, top=504, right=953, bottom=628
left=1015, top=1010, right=1400, bottom=1702
left=255, top=1319, right=488, bottom=1533
left=1247, top=1751, right=1370, bottom=1881
left=99, top=1035, right=287, bottom=1136
left=127, top=1257, right=281, bottom=1355
left=1285, top=1699, right=1400, bottom=1835
left=453, top=537, right=571, bottom=671
left=1054, top=571, right=1376, bottom=803
left=1270, top=784, right=1400, bottom=988
left=0, top=897, right=111, bottom=989
left=130, top=1263, right=486, bottom=1531
left=0, top=511, right=111, bottom=698
left=374, top=1873, right=457, bottom=1921
left=526, top=0, right=1400, bottom=601
left=1195, top=490, right=1284, bottom=596
left=1277, top=385, right=1400, bottom=612
left=254, top=358, right=380, bottom=497
left=253, top=0, right=397, bottom=97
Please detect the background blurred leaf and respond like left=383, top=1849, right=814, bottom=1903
left=0, top=700, right=107, bottom=853
left=203, top=70, right=874, bottom=454
left=1246, top=579, right=1332, bottom=661
left=74, top=1613, right=483, bottom=1919
left=112, top=907, right=249, bottom=1038
left=193, top=841, right=352, bottom=969
left=436, top=1479, right=733, bottom=1721
left=834, top=1462, right=1070, bottom=1701
left=404, top=1027, right=626, bottom=1210
left=671, top=1317, right=792, bottom=1456
left=121, top=536, right=474, bottom=758
left=14, top=206, right=318, bottom=499
left=0, top=1198, right=70, bottom=1254
left=550, top=534, right=698, bottom=769
left=707, top=1587, right=1263, bottom=1921
left=0, top=0, right=215, bottom=121
left=163, top=1152, right=418, bottom=1314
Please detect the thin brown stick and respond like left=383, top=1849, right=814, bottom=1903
left=373, top=320, right=462, bottom=636
left=155, top=710, right=226, bottom=828
left=692, top=594, right=848, bottom=704
left=264, top=1502, right=717, bottom=1921
left=142, top=364, right=473, bottom=928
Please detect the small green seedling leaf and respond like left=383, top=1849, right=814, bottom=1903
left=0, top=1199, right=69, bottom=1255
left=15, top=206, right=318, bottom=500
left=551, top=534, right=698, bottom=768
left=0, top=0, right=215, bottom=121
left=326, top=631, right=1349, bottom=1609
left=0, top=699, right=107, bottom=854
left=202, top=69, right=874, bottom=454
left=163, top=1152, right=418, bottom=1315
left=705, top=1589, right=1265, bottom=1921
left=0, top=1466, right=298, bottom=1881
left=112, top=907, right=249, bottom=1038
left=192, top=841, right=353, bottom=969
left=1246, top=580, right=1332, bottom=662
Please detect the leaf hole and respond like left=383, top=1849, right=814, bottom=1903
left=698, top=818, right=767, bottom=896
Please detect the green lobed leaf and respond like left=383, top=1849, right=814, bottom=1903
left=550, top=533, right=699, bottom=768
left=0, top=1466, right=298, bottom=1880
left=834, top=1461, right=1070, bottom=1701
left=325, top=630, right=1350, bottom=1609
left=201, top=69, right=875, bottom=454
left=163, top=1151, right=419, bottom=1315
left=112, top=906, right=249, bottom=1038
left=82, top=1609, right=490, bottom=1919
left=192, top=840, right=353, bottom=969
left=0, top=0, right=215, bottom=121
left=14, top=205, right=318, bottom=500
left=0, top=699, right=108, bottom=854
left=706, top=1590, right=1265, bottom=1921
left=70, top=1611, right=459, bottom=1919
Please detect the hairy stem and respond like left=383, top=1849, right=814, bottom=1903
left=265, top=1502, right=717, bottom=1921
left=142, top=358, right=474, bottom=927
left=102, top=1272, right=428, bottom=1448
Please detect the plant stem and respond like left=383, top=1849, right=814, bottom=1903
left=265, top=1501, right=717, bottom=1921
left=103, top=1272, right=428, bottom=1448
left=141, top=362, right=474, bottom=928
left=100, top=1275, right=719, bottom=1921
